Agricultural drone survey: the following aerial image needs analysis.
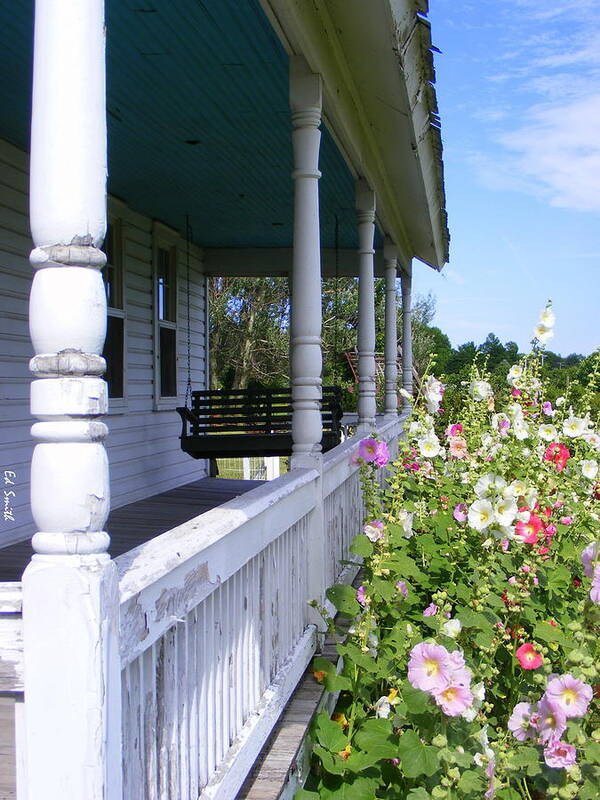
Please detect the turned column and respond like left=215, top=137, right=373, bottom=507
left=356, top=179, right=377, bottom=432
left=22, top=1, right=122, bottom=798
left=401, top=261, right=414, bottom=400
left=289, top=55, right=323, bottom=469
left=383, top=239, right=399, bottom=419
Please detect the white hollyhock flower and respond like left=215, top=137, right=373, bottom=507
left=563, top=416, right=587, bottom=438
left=442, top=618, right=462, bottom=638
left=494, top=498, right=518, bottom=527
left=583, top=432, right=600, bottom=451
left=462, top=682, right=485, bottom=722
left=374, top=696, right=391, bottom=718
left=538, top=424, right=558, bottom=442
left=475, top=473, right=506, bottom=498
left=581, top=460, right=599, bottom=480
left=398, top=509, right=414, bottom=539
left=555, top=396, right=566, bottom=407
left=423, top=375, right=444, bottom=414
left=470, top=380, right=493, bottom=401
left=508, top=479, right=527, bottom=497
left=408, top=420, right=423, bottom=437
left=468, top=499, right=494, bottom=531
left=534, top=322, right=554, bottom=344
left=399, top=388, right=412, bottom=400
left=507, top=402, right=524, bottom=421
left=539, top=306, right=555, bottom=328
left=418, top=433, right=441, bottom=458
left=512, top=419, right=530, bottom=441
left=506, top=365, right=524, bottom=388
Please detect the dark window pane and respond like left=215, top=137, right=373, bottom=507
left=159, top=326, right=177, bottom=397
left=157, top=247, right=176, bottom=322
left=103, top=315, right=124, bottom=399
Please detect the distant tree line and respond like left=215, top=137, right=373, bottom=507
left=208, top=277, right=596, bottom=412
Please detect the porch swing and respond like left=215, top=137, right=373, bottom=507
left=176, top=219, right=344, bottom=460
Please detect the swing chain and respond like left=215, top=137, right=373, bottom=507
left=185, top=215, right=193, bottom=408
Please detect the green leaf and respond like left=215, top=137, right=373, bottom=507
left=314, top=744, right=348, bottom=775
left=353, top=719, right=398, bottom=761
left=402, top=682, right=430, bottom=714
left=326, top=584, right=360, bottom=616
left=580, top=776, right=600, bottom=800
left=312, top=657, right=352, bottom=692
left=350, top=534, right=373, bottom=558
left=512, top=746, right=542, bottom=776
left=586, top=741, right=600, bottom=765
left=314, top=712, right=348, bottom=752
left=533, top=621, right=570, bottom=646
left=406, top=789, right=431, bottom=800
left=372, top=576, right=396, bottom=603
left=397, top=730, right=439, bottom=777
left=457, top=769, right=485, bottom=792
left=295, top=791, right=319, bottom=800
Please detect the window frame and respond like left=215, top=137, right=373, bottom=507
left=152, top=222, right=180, bottom=410
left=102, top=206, right=128, bottom=414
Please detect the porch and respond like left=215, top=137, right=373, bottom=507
left=0, top=416, right=405, bottom=800
left=0, top=0, right=448, bottom=797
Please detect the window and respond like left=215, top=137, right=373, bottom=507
left=101, top=217, right=126, bottom=404
left=153, top=224, right=179, bottom=407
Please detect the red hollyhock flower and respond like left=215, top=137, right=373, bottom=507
left=515, top=513, right=544, bottom=544
left=516, top=643, right=543, bottom=670
left=543, top=442, right=571, bottom=472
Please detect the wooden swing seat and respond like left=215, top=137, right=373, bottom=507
left=176, top=386, right=344, bottom=459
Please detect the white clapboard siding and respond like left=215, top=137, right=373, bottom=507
left=0, top=137, right=209, bottom=549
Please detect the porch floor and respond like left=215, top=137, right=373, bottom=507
left=0, top=477, right=263, bottom=582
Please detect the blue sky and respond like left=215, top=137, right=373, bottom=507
left=412, top=0, right=600, bottom=356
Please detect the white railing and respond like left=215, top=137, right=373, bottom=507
left=0, top=415, right=407, bottom=799
left=116, top=467, right=318, bottom=800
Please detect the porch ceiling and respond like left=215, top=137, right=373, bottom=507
left=0, top=0, right=446, bottom=271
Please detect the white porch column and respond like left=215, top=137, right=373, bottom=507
left=22, top=2, right=122, bottom=799
left=356, top=179, right=377, bottom=432
left=383, top=239, right=399, bottom=419
left=289, top=55, right=323, bottom=469
left=401, top=261, right=414, bottom=400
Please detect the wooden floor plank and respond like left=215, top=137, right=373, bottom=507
left=0, top=698, right=15, bottom=800
left=0, top=477, right=263, bottom=581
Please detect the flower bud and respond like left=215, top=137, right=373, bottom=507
left=432, top=734, right=448, bottom=748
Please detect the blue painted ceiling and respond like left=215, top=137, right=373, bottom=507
left=0, top=0, right=384, bottom=250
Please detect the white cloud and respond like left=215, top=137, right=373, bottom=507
left=497, top=94, right=600, bottom=211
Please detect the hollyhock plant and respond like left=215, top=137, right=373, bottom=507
left=307, top=309, right=600, bottom=800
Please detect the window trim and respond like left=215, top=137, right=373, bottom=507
left=152, top=221, right=180, bottom=410
left=103, top=207, right=129, bottom=414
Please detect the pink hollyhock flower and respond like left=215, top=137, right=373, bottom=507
left=545, top=524, right=557, bottom=537
left=543, top=740, right=577, bottom=769
left=508, top=576, right=518, bottom=585
left=448, top=650, right=466, bottom=669
left=433, top=683, right=474, bottom=716
left=521, top=564, right=531, bottom=573
left=357, top=438, right=379, bottom=463
left=543, top=442, right=571, bottom=472
left=538, top=696, right=567, bottom=744
left=453, top=503, right=468, bottom=523
left=395, top=580, right=408, bottom=598
left=423, top=602, right=438, bottom=617
left=581, top=542, right=599, bottom=578
left=516, top=643, right=543, bottom=670
left=356, top=586, right=368, bottom=607
left=590, top=566, right=600, bottom=605
left=508, top=702, right=537, bottom=741
left=545, top=674, right=593, bottom=718
left=373, top=440, right=390, bottom=467
left=446, top=423, right=463, bottom=437
left=363, top=519, right=385, bottom=542
left=515, top=513, right=543, bottom=544
left=407, top=642, right=450, bottom=692
left=501, top=539, right=510, bottom=552
left=533, top=576, right=539, bottom=585
left=560, top=516, right=573, bottom=525
left=542, top=401, right=555, bottom=417
left=449, top=436, right=468, bottom=459
left=512, top=388, right=522, bottom=397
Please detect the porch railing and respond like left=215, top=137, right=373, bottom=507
left=0, top=415, right=406, bottom=799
